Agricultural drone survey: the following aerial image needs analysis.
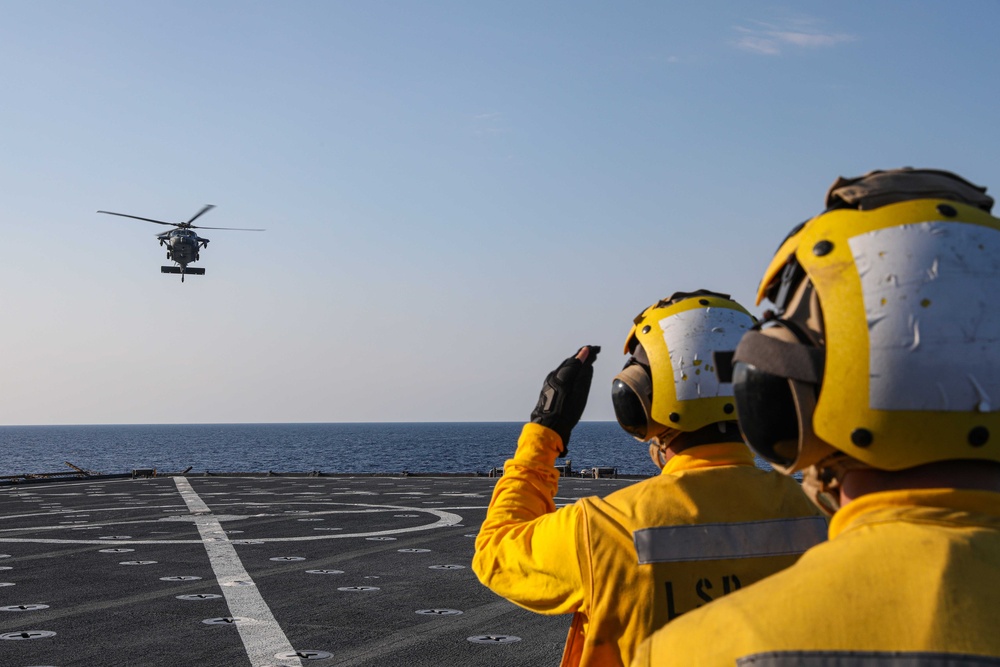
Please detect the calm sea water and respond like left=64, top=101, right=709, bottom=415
left=0, top=422, right=668, bottom=478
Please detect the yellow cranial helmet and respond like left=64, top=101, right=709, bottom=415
left=612, top=290, right=755, bottom=445
left=732, top=168, right=1000, bottom=472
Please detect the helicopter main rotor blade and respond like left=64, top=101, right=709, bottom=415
left=186, top=204, right=216, bottom=225
left=97, top=210, right=177, bottom=226
left=188, top=225, right=266, bottom=231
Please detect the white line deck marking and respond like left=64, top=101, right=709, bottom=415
left=174, top=477, right=303, bottom=667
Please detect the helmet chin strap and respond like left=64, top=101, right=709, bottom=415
left=649, top=440, right=671, bottom=469
left=647, top=422, right=743, bottom=470
left=647, top=426, right=681, bottom=469
left=801, top=452, right=871, bottom=516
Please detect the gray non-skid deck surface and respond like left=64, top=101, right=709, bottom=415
left=0, top=474, right=634, bottom=666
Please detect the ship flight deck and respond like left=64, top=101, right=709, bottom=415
left=0, top=472, right=635, bottom=667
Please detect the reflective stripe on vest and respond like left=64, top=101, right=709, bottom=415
left=736, top=651, right=1000, bottom=666
left=633, top=516, right=827, bottom=564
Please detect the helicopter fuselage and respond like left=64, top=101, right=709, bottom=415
left=97, top=204, right=263, bottom=283
left=158, top=228, right=209, bottom=267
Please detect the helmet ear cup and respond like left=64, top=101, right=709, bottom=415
left=787, top=377, right=838, bottom=472
left=732, top=324, right=838, bottom=472
left=612, top=363, right=657, bottom=439
left=733, top=361, right=800, bottom=467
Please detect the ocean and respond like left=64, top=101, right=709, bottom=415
left=0, top=421, right=667, bottom=478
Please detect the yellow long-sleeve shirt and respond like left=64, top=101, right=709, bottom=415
left=631, top=487, right=1000, bottom=666
left=472, top=423, right=826, bottom=667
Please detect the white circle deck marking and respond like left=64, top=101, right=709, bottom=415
left=0, top=494, right=464, bottom=545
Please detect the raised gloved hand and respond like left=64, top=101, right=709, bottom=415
left=530, top=346, right=601, bottom=455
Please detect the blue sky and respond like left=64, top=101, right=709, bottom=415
left=2, top=1, right=999, bottom=425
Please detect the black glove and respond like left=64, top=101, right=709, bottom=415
left=530, top=346, right=601, bottom=455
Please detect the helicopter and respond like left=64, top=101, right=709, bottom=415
left=97, top=205, right=264, bottom=282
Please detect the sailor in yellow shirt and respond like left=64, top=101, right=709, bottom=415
left=632, top=169, right=1000, bottom=666
left=473, top=291, right=826, bottom=667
